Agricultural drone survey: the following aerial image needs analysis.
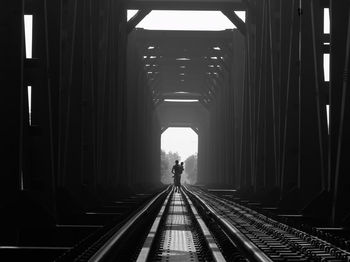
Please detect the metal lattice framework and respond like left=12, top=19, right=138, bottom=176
left=1, top=0, right=350, bottom=227
left=129, top=29, right=239, bottom=109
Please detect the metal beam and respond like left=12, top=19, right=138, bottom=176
left=160, top=126, right=169, bottom=134
left=133, top=29, right=235, bottom=44
left=190, top=126, right=199, bottom=135
left=142, top=49, right=225, bottom=58
left=125, top=1, right=246, bottom=11
left=127, top=9, right=151, bottom=34
left=221, top=10, right=246, bottom=36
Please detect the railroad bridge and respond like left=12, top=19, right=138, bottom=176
left=1, top=0, right=350, bottom=261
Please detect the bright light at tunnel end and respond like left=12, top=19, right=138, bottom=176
left=161, top=127, right=198, bottom=185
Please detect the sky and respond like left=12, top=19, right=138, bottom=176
left=24, top=15, right=32, bottom=59
left=161, top=127, right=198, bottom=161
left=127, top=10, right=246, bottom=30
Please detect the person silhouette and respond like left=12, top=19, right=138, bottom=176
left=179, top=162, right=184, bottom=186
left=171, top=160, right=181, bottom=193
left=180, top=162, right=184, bottom=175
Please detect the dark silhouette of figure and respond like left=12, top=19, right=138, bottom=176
left=179, top=162, right=184, bottom=186
left=171, top=160, right=181, bottom=193
left=180, top=162, right=184, bottom=175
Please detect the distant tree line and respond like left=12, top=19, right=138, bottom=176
left=160, top=150, right=197, bottom=184
left=184, top=153, right=197, bottom=184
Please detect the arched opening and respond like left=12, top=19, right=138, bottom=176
left=160, top=127, right=198, bottom=185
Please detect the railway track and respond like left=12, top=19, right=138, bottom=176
left=57, top=186, right=350, bottom=261
left=184, top=186, right=350, bottom=262
left=136, top=188, right=226, bottom=262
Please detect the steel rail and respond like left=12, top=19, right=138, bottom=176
left=136, top=188, right=173, bottom=262
left=198, top=187, right=350, bottom=261
left=195, top=187, right=350, bottom=260
left=87, top=186, right=171, bottom=262
left=184, top=186, right=273, bottom=262
left=182, top=188, right=226, bottom=262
